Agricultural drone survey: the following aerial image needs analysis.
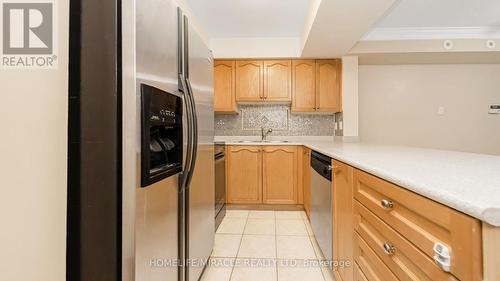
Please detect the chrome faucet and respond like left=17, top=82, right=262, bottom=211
left=261, top=127, right=272, bottom=141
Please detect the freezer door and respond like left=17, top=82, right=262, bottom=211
left=135, top=176, right=179, bottom=281
left=185, top=20, right=215, bottom=281
left=135, top=0, right=180, bottom=280
left=136, top=0, right=179, bottom=97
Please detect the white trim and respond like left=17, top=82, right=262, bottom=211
left=362, top=27, right=500, bottom=41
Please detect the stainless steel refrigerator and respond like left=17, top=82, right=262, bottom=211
left=135, top=1, right=215, bottom=281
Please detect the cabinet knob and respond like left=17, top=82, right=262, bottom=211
left=381, top=199, right=394, bottom=210
left=383, top=243, right=396, bottom=255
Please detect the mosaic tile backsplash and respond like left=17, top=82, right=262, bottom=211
left=215, top=104, right=335, bottom=136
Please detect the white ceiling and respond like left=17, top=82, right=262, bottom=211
left=183, top=0, right=310, bottom=38
left=376, top=0, right=500, bottom=28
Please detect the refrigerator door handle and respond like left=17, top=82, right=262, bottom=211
left=179, top=73, right=194, bottom=191
left=184, top=77, right=198, bottom=189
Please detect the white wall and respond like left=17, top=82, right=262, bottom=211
left=0, top=2, right=68, bottom=281
left=359, top=64, right=500, bottom=155
left=211, top=37, right=301, bottom=58
left=341, top=56, right=359, bottom=137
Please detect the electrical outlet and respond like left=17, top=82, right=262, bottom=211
left=437, top=106, right=446, bottom=115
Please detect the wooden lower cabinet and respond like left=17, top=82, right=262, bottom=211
left=302, top=148, right=311, bottom=217
left=226, top=146, right=262, bottom=204
left=354, top=200, right=459, bottom=281
left=262, top=146, right=297, bottom=204
left=353, top=169, right=482, bottom=281
left=354, top=233, right=399, bottom=281
left=333, top=161, right=354, bottom=281
left=227, top=145, right=298, bottom=205
left=353, top=263, right=369, bottom=281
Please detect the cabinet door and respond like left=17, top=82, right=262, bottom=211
left=333, top=161, right=354, bottom=281
left=227, top=146, right=262, bottom=204
left=303, top=147, right=312, bottom=218
left=316, top=59, right=341, bottom=112
left=292, top=60, right=316, bottom=112
left=214, top=60, right=237, bottom=113
left=262, top=146, right=298, bottom=204
left=235, top=60, right=263, bottom=102
left=263, top=60, right=291, bottom=101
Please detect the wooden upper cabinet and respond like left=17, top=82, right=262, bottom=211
left=291, top=60, right=316, bottom=112
left=316, top=59, right=342, bottom=112
left=263, top=60, right=291, bottom=101
left=235, top=60, right=263, bottom=102
left=214, top=60, right=237, bottom=113
left=262, top=146, right=298, bottom=204
left=227, top=146, right=262, bottom=204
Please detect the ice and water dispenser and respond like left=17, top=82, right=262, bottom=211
left=140, top=84, right=182, bottom=187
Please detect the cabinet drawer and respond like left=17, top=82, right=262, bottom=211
left=353, top=263, right=369, bottom=281
left=353, top=169, right=482, bottom=281
left=353, top=233, right=399, bottom=281
left=354, top=200, right=458, bottom=281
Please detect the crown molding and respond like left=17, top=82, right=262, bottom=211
left=362, top=27, right=500, bottom=41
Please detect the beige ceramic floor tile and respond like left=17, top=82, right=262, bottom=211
left=277, top=260, right=324, bottom=281
left=212, top=234, right=242, bottom=258
left=276, top=219, right=308, bottom=236
left=248, top=210, right=275, bottom=219
left=276, top=236, right=316, bottom=259
left=226, top=210, right=250, bottom=219
left=231, top=258, right=277, bottom=281
left=217, top=218, right=247, bottom=234
left=244, top=219, right=276, bottom=235
left=300, top=211, right=309, bottom=220
left=200, top=258, right=235, bottom=281
left=238, top=235, right=276, bottom=259
left=275, top=211, right=303, bottom=220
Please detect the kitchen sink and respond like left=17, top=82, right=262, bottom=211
left=262, top=140, right=289, bottom=143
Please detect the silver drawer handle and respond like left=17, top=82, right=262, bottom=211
left=383, top=243, right=396, bottom=255
left=381, top=199, right=394, bottom=210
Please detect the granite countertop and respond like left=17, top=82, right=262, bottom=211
left=216, top=136, right=500, bottom=226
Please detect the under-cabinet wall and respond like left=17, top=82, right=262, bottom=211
left=359, top=64, right=500, bottom=155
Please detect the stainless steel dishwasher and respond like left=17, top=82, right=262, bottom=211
left=214, top=142, right=226, bottom=231
left=310, top=151, right=333, bottom=263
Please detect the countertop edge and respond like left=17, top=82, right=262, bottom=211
left=222, top=140, right=500, bottom=226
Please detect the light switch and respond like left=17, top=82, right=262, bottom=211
left=489, top=105, right=500, bottom=114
